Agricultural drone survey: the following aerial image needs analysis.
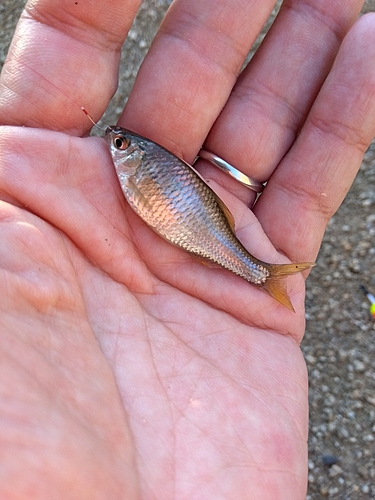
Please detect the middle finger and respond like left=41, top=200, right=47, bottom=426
left=119, top=0, right=278, bottom=159
left=119, top=0, right=364, bottom=185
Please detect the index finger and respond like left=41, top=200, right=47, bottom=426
left=0, top=0, right=142, bottom=134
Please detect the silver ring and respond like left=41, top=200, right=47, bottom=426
left=197, top=150, right=265, bottom=193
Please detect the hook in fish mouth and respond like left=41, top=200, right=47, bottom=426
left=196, top=149, right=265, bottom=193
left=81, top=106, right=265, bottom=194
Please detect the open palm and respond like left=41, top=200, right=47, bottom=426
left=1, top=1, right=375, bottom=498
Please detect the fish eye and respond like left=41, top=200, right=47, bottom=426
left=113, top=135, right=129, bottom=150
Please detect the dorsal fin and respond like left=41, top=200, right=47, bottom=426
left=188, top=161, right=236, bottom=232
left=213, top=193, right=236, bottom=232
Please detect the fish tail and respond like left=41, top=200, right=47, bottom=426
left=262, top=262, right=315, bottom=312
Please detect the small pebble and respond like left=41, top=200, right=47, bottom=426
left=329, top=464, right=343, bottom=477
left=322, top=455, right=339, bottom=467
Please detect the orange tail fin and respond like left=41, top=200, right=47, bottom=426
left=262, top=262, right=315, bottom=312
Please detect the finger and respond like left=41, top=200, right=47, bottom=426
left=119, top=0, right=277, bottom=159
left=255, top=14, right=375, bottom=262
left=0, top=0, right=142, bottom=134
left=202, top=0, right=365, bottom=183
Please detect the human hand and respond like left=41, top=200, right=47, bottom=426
left=1, top=0, right=375, bottom=498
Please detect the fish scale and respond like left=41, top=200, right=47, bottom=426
left=124, top=142, right=267, bottom=283
left=106, top=127, right=314, bottom=310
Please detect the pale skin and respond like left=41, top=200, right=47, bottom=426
left=0, top=0, right=375, bottom=498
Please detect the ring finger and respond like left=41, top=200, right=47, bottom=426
left=202, top=0, right=364, bottom=188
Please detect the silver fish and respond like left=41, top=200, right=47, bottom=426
left=106, top=127, right=313, bottom=310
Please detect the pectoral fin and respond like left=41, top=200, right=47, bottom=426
left=126, top=177, right=153, bottom=212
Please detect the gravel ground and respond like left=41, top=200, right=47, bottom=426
left=1, top=1, right=375, bottom=498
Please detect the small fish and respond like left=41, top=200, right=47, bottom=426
left=106, top=127, right=314, bottom=310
